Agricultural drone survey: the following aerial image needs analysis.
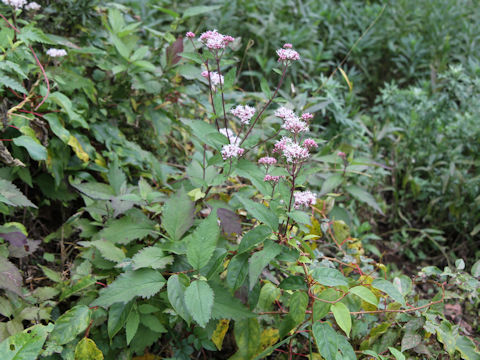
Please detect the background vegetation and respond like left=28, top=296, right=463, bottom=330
left=0, top=0, right=479, bottom=359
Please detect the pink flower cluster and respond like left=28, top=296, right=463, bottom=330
left=303, top=138, right=318, bottom=149
left=294, top=190, right=317, bottom=209
left=221, top=144, right=244, bottom=160
left=199, top=30, right=235, bottom=50
left=275, top=106, right=311, bottom=134
left=201, top=70, right=223, bottom=90
left=230, top=105, right=256, bottom=125
left=273, top=137, right=310, bottom=163
left=276, top=44, right=300, bottom=62
left=186, top=32, right=196, bottom=38
left=258, top=157, right=277, bottom=165
left=264, top=174, right=283, bottom=183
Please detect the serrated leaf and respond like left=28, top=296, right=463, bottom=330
left=12, top=135, right=47, bottom=161
left=141, top=314, right=166, bottom=333
left=184, top=280, right=214, bottom=328
left=0, top=179, right=36, bottom=208
left=321, top=174, right=343, bottom=195
left=237, top=196, right=279, bottom=231
left=349, top=286, right=378, bottom=307
left=90, top=240, right=125, bottom=263
left=59, top=275, right=96, bottom=301
left=388, top=347, right=406, bottom=360
left=50, top=305, right=91, bottom=345
left=108, top=302, right=134, bottom=339
left=0, top=73, right=27, bottom=94
left=311, top=267, right=348, bottom=287
left=226, top=252, right=249, bottom=290
left=97, top=215, right=156, bottom=245
left=74, top=338, right=104, bottom=360
left=162, top=188, right=195, bottom=241
left=345, top=185, right=383, bottom=214
left=372, top=279, right=406, bottom=306
left=0, top=324, right=52, bottom=360
left=248, top=240, right=282, bottom=290
left=0, top=257, right=22, bottom=295
left=92, top=269, right=165, bottom=307
left=212, top=319, right=229, bottom=350
left=167, top=274, right=192, bottom=324
left=312, top=322, right=338, bottom=360
left=186, top=213, right=219, bottom=269
left=289, top=291, right=309, bottom=324
left=132, top=246, right=173, bottom=270
left=71, top=182, right=115, bottom=200
left=237, top=225, right=271, bottom=254
left=331, top=302, right=351, bottom=337
left=211, top=285, right=255, bottom=320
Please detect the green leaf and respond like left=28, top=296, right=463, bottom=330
left=312, top=322, right=338, bottom=360
left=0, top=324, right=53, bottom=360
left=132, top=246, right=173, bottom=270
left=0, top=73, right=27, bottom=94
left=313, top=289, right=340, bottom=321
left=223, top=67, right=236, bottom=90
left=311, top=267, right=348, bottom=287
left=456, top=335, right=480, bottom=360
left=232, top=318, right=261, bottom=359
left=92, top=269, right=166, bottom=307
left=59, top=275, right=96, bottom=301
left=321, top=174, right=343, bottom=195
left=289, top=291, right=309, bottom=324
left=0, top=179, right=36, bottom=208
left=90, top=240, right=125, bottom=263
left=260, top=77, right=271, bottom=99
left=388, top=347, right=406, bottom=360
left=182, top=5, right=222, bottom=18
left=180, top=51, right=204, bottom=65
left=226, top=252, right=249, bottom=290
left=248, top=240, right=282, bottom=290
left=337, top=334, right=356, bottom=359
left=184, top=280, right=214, bottom=328
left=345, top=185, right=383, bottom=214
left=125, top=306, right=139, bottom=345
left=162, top=188, right=195, bottom=241
left=74, top=338, right=104, bottom=360
left=256, top=282, right=281, bottom=311
left=108, top=302, right=134, bottom=339
left=471, top=260, right=480, bottom=277
left=372, top=279, right=406, bottom=306
left=237, top=225, right=271, bottom=254
left=401, top=333, right=421, bottom=352
left=141, top=314, right=167, bottom=333
left=12, top=136, right=47, bottom=161
left=50, top=305, right=91, bottom=345
left=210, top=285, right=255, bottom=320
left=71, top=182, right=115, bottom=200
left=186, top=213, right=220, bottom=269
left=349, top=286, right=378, bottom=307
left=167, top=274, right=192, bottom=324
left=331, top=302, right=352, bottom=337
left=236, top=196, right=279, bottom=231
left=97, top=215, right=156, bottom=245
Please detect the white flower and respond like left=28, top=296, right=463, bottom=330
left=25, top=1, right=40, bottom=10
left=221, top=144, right=244, bottom=160
left=282, top=116, right=308, bottom=133
left=46, top=48, right=67, bottom=57
left=294, top=190, right=317, bottom=209
left=274, top=106, right=295, bottom=120
left=230, top=105, right=255, bottom=125
left=219, top=128, right=241, bottom=146
left=2, top=0, right=27, bottom=9
left=201, top=70, right=223, bottom=90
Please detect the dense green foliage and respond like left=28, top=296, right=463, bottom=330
left=0, top=0, right=479, bottom=359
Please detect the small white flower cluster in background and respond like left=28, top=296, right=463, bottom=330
left=24, top=1, right=40, bottom=10
left=293, top=190, right=317, bottom=209
left=2, top=0, right=27, bottom=9
left=230, top=105, right=256, bottom=125
left=201, top=70, right=223, bottom=91
left=46, top=48, right=67, bottom=57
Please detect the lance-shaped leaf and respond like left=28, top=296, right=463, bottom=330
left=162, top=188, right=195, bottom=241
left=184, top=280, right=214, bottom=328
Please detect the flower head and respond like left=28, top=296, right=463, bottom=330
left=221, top=144, right=244, bottom=160
left=230, top=105, right=256, bottom=125
left=282, top=116, right=308, bottom=134
left=201, top=70, right=224, bottom=90
left=276, top=47, right=300, bottom=62
left=46, top=48, right=67, bottom=57
left=337, top=151, right=346, bottom=158
left=274, top=106, right=295, bottom=120
left=283, top=43, right=293, bottom=49
left=264, top=174, right=283, bottom=183
left=186, top=31, right=195, bottom=38
left=25, top=1, right=40, bottom=10
left=294, top=190, right=317, bottom=209
left=301, top=112, right=313, bottom=121
left=282, top=139, right=310, bottom=163
left=258, top=157, right=277, bottom=165
left=199, top=30, right=235, bottom=50
left=2, top=0, right=27, bottom=9
left=303, top=138, right=318, bottom=149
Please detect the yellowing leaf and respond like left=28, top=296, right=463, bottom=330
left=74, top=338, right=104, bottom=360
left=339, top=67, right=352, bottom=92
left=211, top=319, right=229, bottom=350
left=258, top=327, right=279, bottom=353
left=68, top=135, right=90, bottom=163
